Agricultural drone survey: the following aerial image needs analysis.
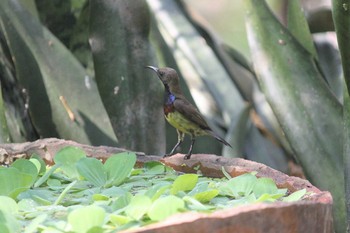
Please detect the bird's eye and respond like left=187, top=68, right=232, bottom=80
left=158, top=71, right=164, bottom=76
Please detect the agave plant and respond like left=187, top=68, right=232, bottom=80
left=0, top=0, right=348, bottom=231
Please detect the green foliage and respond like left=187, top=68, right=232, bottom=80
left=0, top=159, right=38, bottom=198
left=0, top=0, right=117, bottom=146
left=125, top=195, right=152, bottom=220
left=224, top=173, right=257, bottom=197
left=148, top=195, right=185, bottom=221
left=332, top=1, right=350, bottom=229
left=76, top=158, right=107, bottom=186
left=245, top=1, right=344, bottom=231
left=54, top=146, right=86, bottom=179
left=170, top=174, right=198, bottom=195
left=68, top=205, right=105, bottom=233
left=104, top=152, right=137, bottom=187
left=282, top=189, right=307, bottom=203
left=0, top=148, right=307, bottom=232
left=89, top=0, right=164, bottom=154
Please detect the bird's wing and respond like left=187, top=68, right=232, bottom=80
left=173, top=97, right=211, bottom=130
left=174, top=97, right=232, bottom=147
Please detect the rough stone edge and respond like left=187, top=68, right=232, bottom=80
left=0, top=138, right=332, bottom=198
left=126, top=201, right=333, bottom=233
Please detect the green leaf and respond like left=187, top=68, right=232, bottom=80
left=245, top=0, right=344, bottom=229
left=111, top=193, right=132, bottom=212
left=143, top=161, right=167, bottom=175
left=11, top=159, right=38, bottom=185
left=90, top=0, right=164, bottom=153
left=124, top=195, right=152, bottom=220
left=76, top=158, right=107, bottom=187
left=0, top=224, right=10, bottom=233
left=225, top=173, right=257, bottom=197
left=148, top=195, right=185, bottom=221
left=34, top=163, right=60, bottom=188
left=24, top=214, right=47, bottom=233
left=0, top=210, right=21, bottom=233
left=255, top=193, right=277, bottom=202
left=334, top=0, right=350, bottom=229
left=332, top=0, right=350, bottom=94
left=53, top=146, right=86, bottom=179
left=101, top=186, right=128, bottom=197
left=87, top=227, right=105, bottom=233
left=183, top=196, right=213, bottom=211
left=0, top=83, right=10, bottom=143
left=345, top=84, right=350, bottom=231
left=170, top=174, right=198, bottom=195
left=193, top=189, right=219, bottom=203
left=104, top=152, right=136, bottom=187
left=188, top=181, right=209, bottom=195
left=287, top=0, right=317, bottom=59
left=0, top=167, right=34, bottom=198
left=53, top=180, right=77, bottom=205
left=30, top=154, right=46, bottom=175
left=18, top=190, right=53, bottom=205
left=17, top=199, right=38, bottom=212
left=92, top=194, right=109, bottom=201
left=283, top=189, right=306, bottom=202
left=0, top=196, right=18, bottom=214
left=145, top=184, right=171, bottom=201
left=221, top=167, right=232, bottom=179
left=225, top=193, right=257, bottom=208
left=109, top=214, right=133, bottom=226
left=28, top=159, right=41, bottom=176
left=223, top=104, right=251, bottom=158
left=252, top=178, right=278, bottom=198
left=0, top=36, right=30, bottom=143
left=68, top=205, right=105, bottom=233
left=47, top=179, right=62, bottom=190
left=244, top=125, right=289, bottom=172
left=0, top=0, right=118, bottom=146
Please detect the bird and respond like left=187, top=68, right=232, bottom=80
left=146, top=66, right=231, bottom=160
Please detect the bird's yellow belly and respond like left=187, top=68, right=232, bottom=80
left=165, top=111, right=207, bottom=136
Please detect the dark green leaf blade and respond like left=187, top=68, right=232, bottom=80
left=287, top=0, right=317, bottom=59
left=89, top=0, right=164, bottom=154
left=245, top=0, right=344, bottom=230
left=0, top=0, right=118, bottom=146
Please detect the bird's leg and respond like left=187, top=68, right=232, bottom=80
left=164, top=130, right=184, bottom=157
left=184, top=136, right=196, bottom=160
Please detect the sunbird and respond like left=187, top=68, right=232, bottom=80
left=146, top=66, right=231, bottom=160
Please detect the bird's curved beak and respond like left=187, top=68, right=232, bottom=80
left=145, top=66, right=159, bottom=73
left=145, top=66, right=162, bottom=82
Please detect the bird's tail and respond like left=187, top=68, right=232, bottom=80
left=205, top=130, right=232, bottom=147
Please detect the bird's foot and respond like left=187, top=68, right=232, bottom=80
left=163, top=153, right=175, bottom=158
left=184, top=153, right=192, bottom=160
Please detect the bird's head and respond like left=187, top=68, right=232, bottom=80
left=146, top=66, right=180, bottom=88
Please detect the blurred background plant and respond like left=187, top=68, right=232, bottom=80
left=0, top=0, right=348, bottom=232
